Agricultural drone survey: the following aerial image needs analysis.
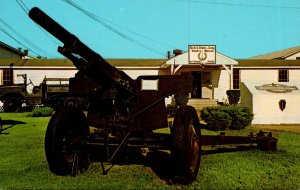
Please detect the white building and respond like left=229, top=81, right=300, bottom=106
left=0, top=58, right=166, bottom=93
left=165, top=50, right=237, bottom=103
left=237, top=46, right=300, bottom=124
left=1, top=41, right=300, bottom=124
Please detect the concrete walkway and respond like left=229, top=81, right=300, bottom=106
left=252, top=125, right=300, bottom=133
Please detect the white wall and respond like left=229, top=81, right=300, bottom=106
left=252, top=93, right=300, bottom=124
left=13, top=69, right=77, bottom=93
left=241, top=81, right=300, bottom=124
left=289, top=70, right=300, bottom=82
left=0, top=67, right=159, bottom=107
left=122, top=69, right=159, bottom=79
left=240, top=70, right=277, bottom=84
left=202, top=86, right=212, bottom=99
left=10, top=68, right=158, bottom=93
left=285, top=52, right=300, bottom=60
left=240, top=69, right=300, bottom=83
left=241, top=69, right=300, bottom=84
left=213, top=70, right=231, bottom=102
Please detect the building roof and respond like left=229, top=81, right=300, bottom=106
left=107, top=59, right=166, bottom=67
left=0, top=41, right=25, bottom=56
left=0, top=58, right=166, bottom=68
left=236, top=59, right=300, bottom=67
left=165, top=51, right=238, bottom=65
left=250, top=46, right=300, bottom=60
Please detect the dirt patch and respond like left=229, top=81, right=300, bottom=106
left=252, top=125, right=300, bottom=133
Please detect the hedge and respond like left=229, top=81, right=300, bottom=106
left=200, top=106, right=253, bottom=131
left=31, top=107, right=54, bottom=117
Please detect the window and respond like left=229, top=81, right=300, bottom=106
left=141, top=79, right=159, bottom=91
left=3, top=68, right=13, bottom=85
left=278, top=69, right=289, bottom=82
left=233, top=69, right=240, bottom=89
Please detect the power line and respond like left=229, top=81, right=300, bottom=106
left=15, top=0, right=61, bottom=47
left=35, top=25, right=61, bottom=46
left=15, top=0, right=29, bottom=13
left=0, top=26, right=42, bottom=57
left=63, top=0, right=166, bottom=56
left=14, top=0, right=61, bottom=57
left=62, top=0, right=167, bottom=57
left=0, top=17, right=48, bottom=55
left=82, top=8, right=177, bottom=50
left=18, top=0, right=29, bottom=11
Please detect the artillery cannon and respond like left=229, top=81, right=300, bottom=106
left=29, top=7, right=277, bottom=184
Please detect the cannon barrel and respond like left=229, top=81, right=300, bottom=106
left=29, top=7, right=134, bottom=91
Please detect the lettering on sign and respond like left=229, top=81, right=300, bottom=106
left=188, top=45, right=216, bottom=64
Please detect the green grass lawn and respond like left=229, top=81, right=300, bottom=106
left=0, top=112, right=299, bottom=189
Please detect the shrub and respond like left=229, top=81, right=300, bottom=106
left=226, top=90, right=240, bottom=105
left=201, top=106, right=253, bottom=130
left=31, top=107, right=54, bottom=117
left=200, top=107, right=231, bottom=131
left=225, top=106, right=253, bottom=130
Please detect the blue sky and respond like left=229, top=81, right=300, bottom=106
left=1, top=0, right=300, bottom=59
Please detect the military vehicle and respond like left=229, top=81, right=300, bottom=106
left=29, top=7, right=277, bottom=184
left=0, top=74, right=69, bottom=112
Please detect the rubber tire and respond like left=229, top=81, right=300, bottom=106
left=171, top=106, right=201, bottom=184
left=3, top=98, right=21, bottom=112
left=45, top=107, right=90, bottom=175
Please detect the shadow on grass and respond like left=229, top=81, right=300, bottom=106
left=201, top=145, right=257, bottom=155
left=0, top=119, right=27, bottom=135
left=145, top=151, right=174, bottom=183
left=91, top=149, right=175, bottom=183
left=142, top=146, right=257, bottom=183
left=95, top=144, right=258, bottom=184
left=65, top=145, right=259, bottom=184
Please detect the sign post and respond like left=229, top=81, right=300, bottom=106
left=188, top=45, right=216, bottom=65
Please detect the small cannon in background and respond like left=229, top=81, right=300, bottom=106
left=29, top=7, right=277, bottom=184
left=0, top=74, right=69, bottom=112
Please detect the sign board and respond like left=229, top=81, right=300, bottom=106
left=188, top=45, right=216, bottom=64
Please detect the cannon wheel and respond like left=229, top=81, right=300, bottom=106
left=171, top=106, right=201, bottom=184
left=3, top=98, right=21, bottom=112
left=45, top=107, right=90, bottom=176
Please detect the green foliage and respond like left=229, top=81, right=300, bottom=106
left=31, top=107, right=54, bottom=117
left=0, top=112, right=299, bottom=189
left=226, top=90, right=240, bottom=105
left=200, top=107, right=231, bottom=131
left=201, top=106, right=253, bottom=130
left=228, top=106, right=253, bottom=130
